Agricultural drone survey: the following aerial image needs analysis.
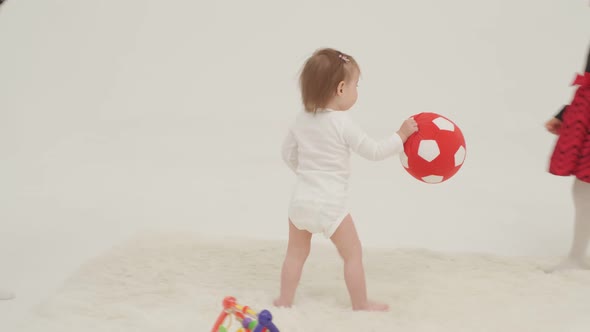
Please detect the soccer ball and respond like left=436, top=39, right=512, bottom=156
left=399, top=112, right=466, bottom=184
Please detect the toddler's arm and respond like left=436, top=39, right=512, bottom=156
left=340, top=114, right=404, bottom=161
left=281, top=129, right=298, bottom=172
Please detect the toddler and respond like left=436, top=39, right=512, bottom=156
left=274, top=48, right=417, bottom=311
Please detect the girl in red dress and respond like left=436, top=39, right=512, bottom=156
left=545, top=45, right=590, bottom=271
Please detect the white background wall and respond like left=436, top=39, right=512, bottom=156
left=0, top=0, right=589, bottom=326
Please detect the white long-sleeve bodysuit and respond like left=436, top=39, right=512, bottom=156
left=281, top=109, right=404, bottom=238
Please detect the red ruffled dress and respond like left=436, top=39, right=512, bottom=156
left=549, top=72, right=590, bottom=183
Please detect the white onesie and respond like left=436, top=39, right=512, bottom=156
left=281, top=109, right=404, bottom=238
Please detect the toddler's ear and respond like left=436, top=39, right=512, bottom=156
left=337, top=81, right=345, bottom=96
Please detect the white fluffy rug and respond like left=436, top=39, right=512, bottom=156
left=17, top=233, right=590, bottom=332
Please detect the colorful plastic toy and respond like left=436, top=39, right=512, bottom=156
left=211, top=296, right=280, bottom=332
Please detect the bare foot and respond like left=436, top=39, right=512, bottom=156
left=273, top=298, right=292, bottom=308
left=353, top=300, right=389, bottom=312
left=543, top=257, right=590, bottom=273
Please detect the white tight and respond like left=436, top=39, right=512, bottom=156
left=546, top=178, right=590, bottom=272
left=569, top=178, right=590, bottom=259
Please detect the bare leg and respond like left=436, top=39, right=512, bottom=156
left=330, top=214, right=388, bottom=311
left=274, top=220, right=312, bottom=307
left=545, top=178, right=590, bottom=272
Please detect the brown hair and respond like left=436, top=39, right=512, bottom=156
left=299, top=48, right=360, bottom=113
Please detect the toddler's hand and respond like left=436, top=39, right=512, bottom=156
left=397, top=117, right=418, bottom=142
left=545, top=118, right=562, bottom=135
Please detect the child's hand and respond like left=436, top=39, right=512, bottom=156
left=397, top=117, right=418, bottom=142
left=545, top=118, right=562, bottom=135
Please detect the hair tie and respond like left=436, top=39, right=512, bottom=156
left=338, top=54, right=350, bottom=63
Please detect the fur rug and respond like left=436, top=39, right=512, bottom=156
left=16, top=233, right=590, bottom=332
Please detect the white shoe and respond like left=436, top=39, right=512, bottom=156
left=0, top=290, right=15, bottom=300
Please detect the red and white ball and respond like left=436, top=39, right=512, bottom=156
left=400, top=112, right=466, bottom=184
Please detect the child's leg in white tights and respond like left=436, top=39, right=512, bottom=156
left=546, top=178, right=590, bottom=272
left=569, top=178, right=590, bottom=261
